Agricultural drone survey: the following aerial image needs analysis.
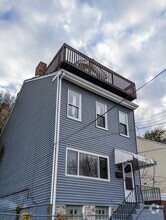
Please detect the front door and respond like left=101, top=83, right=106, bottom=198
left=122, top=162, right=135, bottom=202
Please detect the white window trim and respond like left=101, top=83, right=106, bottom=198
left=65, top=147, right=110, bottom=182
left=67, top=89, right=82, bottom=122
left=95, top=206, right=109, bottom=216
left=66, top=205, right=83, bottom=216
left=96, top=101, right=108, bottom=131
left=119, top=111, right=130, bottom=138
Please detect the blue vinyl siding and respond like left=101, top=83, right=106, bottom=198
left=0, top=73, right=140, bottom=211
left=56, top=79, right=140, bottom=207
left=0, top=75, right=56, bottom=209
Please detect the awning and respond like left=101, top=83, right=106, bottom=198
left=114, top=148, right=156, bottom=169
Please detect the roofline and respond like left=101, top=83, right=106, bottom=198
left=0, top=72, right=58, bottom=137
left=0, top=82, right=25, bottom=137
left=0, top=68, right=138, bottom=137
left=25, top=71, right=58, bottom=83
left=137, top=136, right=166, bottom=147
left=61, top=69, right=138, bottom=110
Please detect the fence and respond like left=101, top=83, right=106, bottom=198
left=45, top=43, right=136, bottom=101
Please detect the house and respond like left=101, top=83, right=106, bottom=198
left=137, top=136, right=166, bottom=219
left=0, top=44, right=164, bottom=219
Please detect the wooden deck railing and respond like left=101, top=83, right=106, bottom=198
left=45, top=44, right=136, bottom=101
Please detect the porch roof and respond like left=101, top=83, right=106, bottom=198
left=114, top=148, right=156, bottom=169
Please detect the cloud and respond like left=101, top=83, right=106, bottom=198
left=0, top=0, right=166, bottom=134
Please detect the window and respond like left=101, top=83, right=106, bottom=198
left=79, top=153, right=98, bottom=178
left=68, top=90, right=81, bottom=121
left=66, top=206, right=82, bottom=220
left=67, top=150, right=78, bottom=175
left=66, top=149, right=109, bottom=180
left=95, top=207, right=109, bottom=220
left=96, top=102, right=108, bottom=130
left=119, top=111, right=129, bottom=137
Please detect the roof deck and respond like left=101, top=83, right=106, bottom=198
left=45, top=44, right=136, bottom=101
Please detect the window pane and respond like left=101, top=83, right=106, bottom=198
left=95, top=207, right=108, bottom=220
left=69, top=92, right=79, bottom=106
left=67, top=150, right=78, bottom=175
left=125, top=164, right=131, bottom=173
left=125, top=177, right=133, bottom=190
left=79, top=153, right=98, bottom=177
left=68, top=105, right=79, bottom=119
left=97, top=115, right=105, bottom=128
left=66, top=206, right=82, bottom=220
left=120, top=123, right=127, bottom=135
left=119, top=112, right=126, bottom=124
left=99, top=157, right=108, bottom=179
left=96, top=103, right=105, bottom=115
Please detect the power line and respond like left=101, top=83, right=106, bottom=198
left=136, top=68, right=166, bottom=91
left=135, top=110, right=166, bottom=122
left=136, top=117, right=166, bottom=126
left=59, top=68, right=166, bottom=143
left=59, top=121, right=166, bottom=145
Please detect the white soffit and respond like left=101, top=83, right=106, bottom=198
left=62, top=69, right=138, bottom=110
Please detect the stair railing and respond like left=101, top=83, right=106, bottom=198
left=110, top=185, right=142, bottom=220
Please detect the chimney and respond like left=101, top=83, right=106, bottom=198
left=35, top=62, right=47, bottom=76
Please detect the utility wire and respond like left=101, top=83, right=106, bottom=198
left=59, top=122, right=166, bottom=145
left=136, top=117, right=166, bottom=126
left=135, top=110, right=166, bottom=122
left=59, top=68, right=166, bottom=143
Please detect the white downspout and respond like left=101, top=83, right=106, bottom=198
left=51, top=71, right=65, bottom=219
left=50, top=70, right=63, bottom=204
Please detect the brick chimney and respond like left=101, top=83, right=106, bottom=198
left=35, top=62, right=47, bottom=76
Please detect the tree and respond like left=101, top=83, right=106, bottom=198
left=0, top=91, right=15, bottom=134
left=144, top=127, right=166, bottom=143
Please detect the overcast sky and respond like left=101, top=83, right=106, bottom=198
left=0, top=0, right=166, bottom=135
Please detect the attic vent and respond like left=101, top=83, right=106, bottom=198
left=35, top=62, right=47, bottom=76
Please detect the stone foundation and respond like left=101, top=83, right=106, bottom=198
left=55, top=205, right=113, bottom=218
left=83, top=206, right=95, bottom=216
left=55, top=205, right=66, bottom=215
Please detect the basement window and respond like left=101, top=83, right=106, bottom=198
left=66, top=205, right=82, bottom=219
left=95, top=207, right=109, bottom=220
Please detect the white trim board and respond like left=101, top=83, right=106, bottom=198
left=61, top=69, right=138, bottom=110
left=65, top=147, right=110, bottom=182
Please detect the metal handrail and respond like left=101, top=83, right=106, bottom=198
left=110, top=185, right=140, bottom=220
left=45, top=43, right=136, bottom=100
left=142, top=186, right=161, bottom=205
left=110, top=185, right=161, bottom=220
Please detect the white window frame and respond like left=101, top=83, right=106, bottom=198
left=67, top=89, right=82, bottom=122
left=65, top=147, right=110, bottom=182
left=119, top=111, right=129, bottom=137
left=66, top=205, right=82, bottom=217
left=95, top=206, right=109, bottom=219
left=96, top=101, right=108, bottom=130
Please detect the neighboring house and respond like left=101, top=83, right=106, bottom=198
left=0, top=44, right=164, bottom=220
left=137, top=136, right=166, bottom=219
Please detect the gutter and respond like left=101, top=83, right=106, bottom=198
left=51, top=70, right=65, bottom=219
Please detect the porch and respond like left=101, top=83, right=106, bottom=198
left=110, top=148, right=163, bottom=219
left=110, top=185, right=163, bottom=220
left=45, top=44, right=136, bottom=101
